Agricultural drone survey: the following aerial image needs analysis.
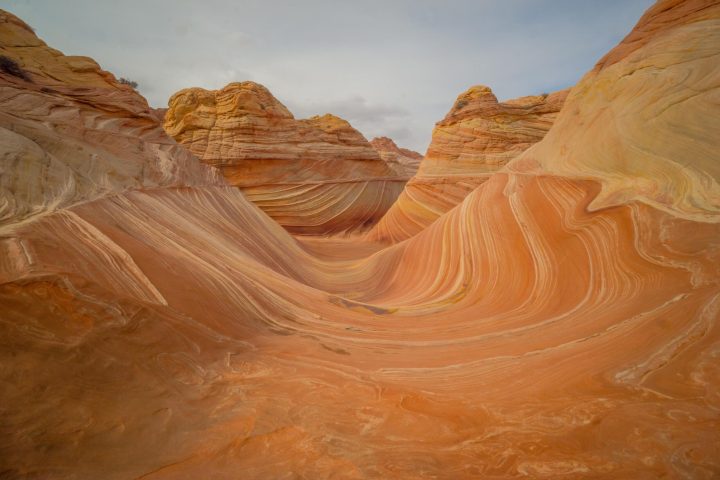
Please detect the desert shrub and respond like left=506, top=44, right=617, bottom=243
left=455, top=99, right=468, bottom=110
left=0, top=55, right=31, bottom=81
left=118, top=77, right=138, bottom=89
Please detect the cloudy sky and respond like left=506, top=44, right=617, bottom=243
left=5, top=0, right=653, bottom=152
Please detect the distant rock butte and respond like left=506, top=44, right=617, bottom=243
left=163, top=82, right=406, bottom=235
left=370, top=136, right=423, bottom=178
left=368, top=85, right=568, bottom=243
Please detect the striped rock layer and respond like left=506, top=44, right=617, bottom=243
left=163, top=82, right=406, bottom=235
left=368, top=85, right=568, bottom=243
left=2, top=1, right=720, bottom=478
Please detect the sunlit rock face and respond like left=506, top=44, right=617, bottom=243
left=163, top=82, right=406, bottom=235
left=515, top=0, right=720, bottom=223
left=368, top=85, right=568, bottom=243
left=370, top=136, right=423, bottom=177
left=2, top=0, right=720, bottom=478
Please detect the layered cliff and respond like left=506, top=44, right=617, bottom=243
left=2, top=1, right=720, bottom=479
left=370, top=136, right=422, bottom=177
left=368, top=85, right=568, bottom=243
left=163, top=82, right=406, bottom=235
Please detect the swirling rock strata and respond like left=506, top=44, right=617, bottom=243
left=514, top=0, right=720, bottom=222
left=368, top=85, right=568, bottom=243
left=164, top=82, right=406, bottom=235
left=2, top=1, right=720, bottom=479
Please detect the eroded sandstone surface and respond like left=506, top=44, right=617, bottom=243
left=1, top=1, right=720, bottom=478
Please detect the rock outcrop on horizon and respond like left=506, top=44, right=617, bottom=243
left=370, top=136, right=422, bottom=177
left=2, top=1, right=720, bottom=478
left=163, top=82, right=406, bottom=235
left=368, top=85, right=568, bottom=243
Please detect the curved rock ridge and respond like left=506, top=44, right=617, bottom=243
left=2, top=1, right=720, bottom=479
left=370, top=136, right=423, bottom=177
left=0, top=10, right=220, bottom=227
left=507, top=0, right=720, bottom=222
left=367, top=85, right=569, bottom=243
left=164, top=82, right=406, bottom=235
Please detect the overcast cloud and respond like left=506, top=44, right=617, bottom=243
left=3, top=0, right=653, bottom=152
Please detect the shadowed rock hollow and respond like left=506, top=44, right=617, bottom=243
left=1, top=1, right=720, bottom=478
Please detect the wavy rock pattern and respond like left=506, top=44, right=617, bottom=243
left=2, top=1, right=720, bottom=479
left=368, top=85, right=568, bottom=243
left=514, top=0, right=720, bottom=222
left=164, top=83, right=406, bottom=235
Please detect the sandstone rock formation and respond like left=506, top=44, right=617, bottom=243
left=0, top=11, right=219, bottom=228
left=370, top=136, right=422, bottom=177
left=2, top=1, right=720, bottom=478
left=164, top=82, right=406, bottom=235
left=368, top=85, right=568, bottom=243
left=511, top=0, right=720, bottom=222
